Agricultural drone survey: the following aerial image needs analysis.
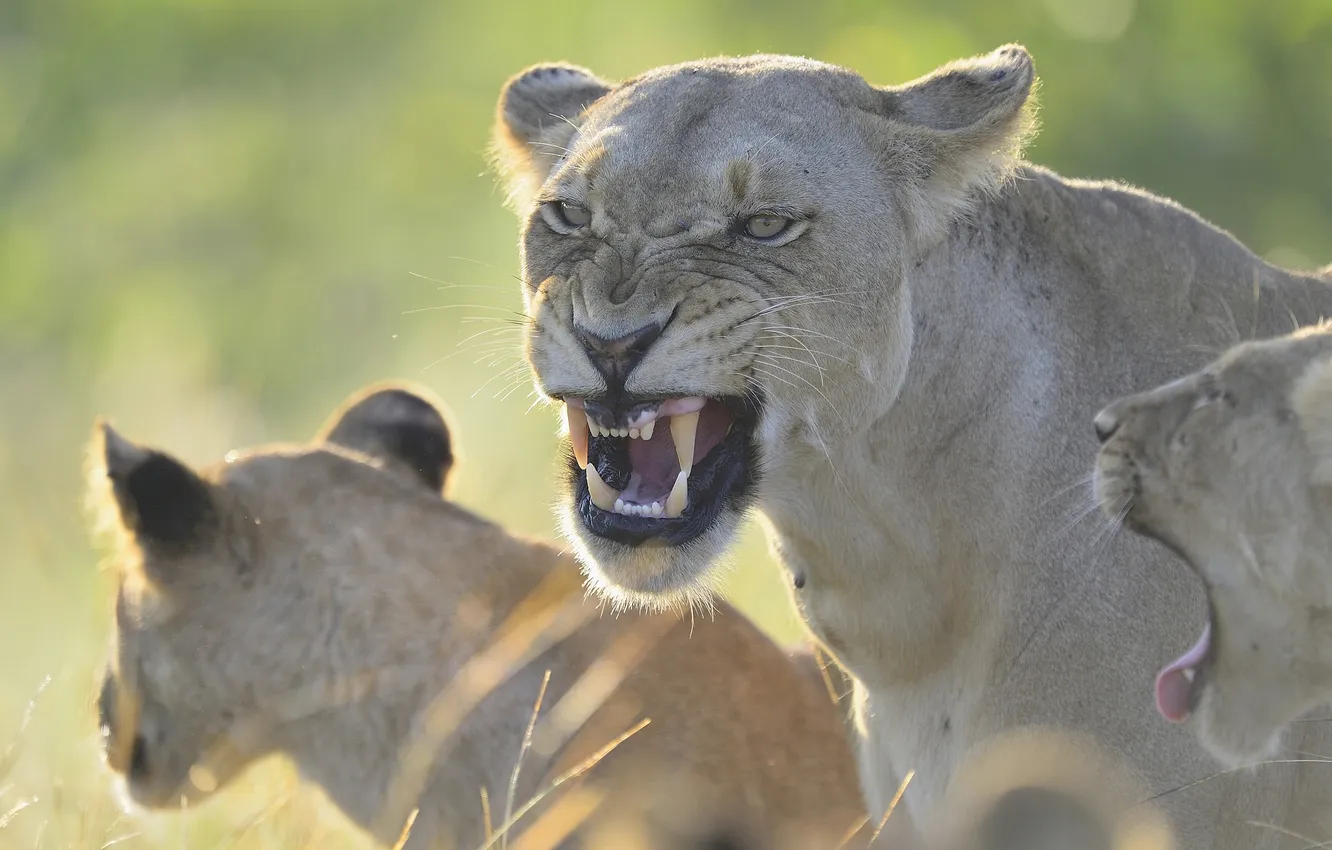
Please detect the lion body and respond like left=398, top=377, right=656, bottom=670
left=492, top=47, right=1332, bottom=848
left=88, top=384, right=868, bottom=850
left=769, top=166, right=1332, bottom=848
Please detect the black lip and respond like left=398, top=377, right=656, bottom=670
left=568, top=395, right=763, bottom=547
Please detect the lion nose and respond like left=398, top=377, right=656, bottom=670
left=1093, top=406, right=1121, bottom=444
left=575, top=322, right=663, bottom=392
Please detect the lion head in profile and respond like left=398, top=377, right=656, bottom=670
left=1095, top=323, right=1332, bottom=767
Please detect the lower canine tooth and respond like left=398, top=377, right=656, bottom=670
left=671, top=412, right=699, bottom=475
left=665, top=470, right=688, bottom=518
left=586, top=464, right=619, bottom=511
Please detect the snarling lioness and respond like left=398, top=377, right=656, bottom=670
left=491, top=45, right=1332, bottom=847
left=86, top=382, right=869, bottom=850
left=1095, top=323, right=1332, bottom=769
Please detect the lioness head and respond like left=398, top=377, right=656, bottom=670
left=1093, top=324, right=1332, bottom=766
left=88, top=382, right=456, bottom=807
left=491, top=48, right=1037, bottom=606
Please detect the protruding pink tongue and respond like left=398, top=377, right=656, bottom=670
left=1154, top=622, right=1211, bottom=722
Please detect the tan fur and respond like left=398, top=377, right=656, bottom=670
left=491, top=45, right=1332, bottom=849
left=86, top=382, right=868, bottom=850
left=1095, top=324, right=1332, bottom=770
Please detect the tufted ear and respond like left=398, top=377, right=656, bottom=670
left=1293, top=354, right=1332, bottom=486
left=875, top=44, right=1039, bottom=246
left=95, top=423, right=218, bottom=554
left=491, top=63, right=614, bottom=210
left=316, top=381, right=456, bottom=496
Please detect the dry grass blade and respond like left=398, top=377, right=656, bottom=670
left=506, top=787, right=605, bottom=850
left=502, top=670, right=552, bottom=850
left=833, top=816, right=872, bottom=850
left=481, top=787, right=494, bottom=846
left=475, top=718, right=652, bottom=850
left=373, top=568, right=594, bottom=841
left=812, top=645, right=842, bottom=707
left=216, top=784, right=296, bottom=850
left=391, top=808, right=420, bottom=850
left=106, top=629, right=143, bottom=779
left=870, top=769, right=915, bottom=845
left=0, top=675, right=51, bottom=785
left=0, top=797, right=36, bottom=829
left=530, top=615, right=675, bottom=760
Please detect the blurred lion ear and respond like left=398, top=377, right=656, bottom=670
left=1293, top=354, right=1332, bottom=486
left=93, top=422, right=217, bottom=550
left=874, top=44, right=1039, bottom=246
left=316, top=382, right=456, bottom=496
left=491, top=63, right=614, bottom=210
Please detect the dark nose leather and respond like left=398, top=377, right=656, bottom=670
left=576, top=323, right=663, bottom=390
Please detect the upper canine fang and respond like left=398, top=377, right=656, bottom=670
left=565, top=405, right=590, bottom=469
left=671, top=411, right=699, bottom=475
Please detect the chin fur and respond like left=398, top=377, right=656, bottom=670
left=1195, top=693, right=1287, bottom=769
left=557, top=501, right=738, bottom=616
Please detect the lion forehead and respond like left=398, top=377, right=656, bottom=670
left=567, top=67, right=875, bottom=202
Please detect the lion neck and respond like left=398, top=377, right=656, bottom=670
left=757, top=195, right=1049, bottom=687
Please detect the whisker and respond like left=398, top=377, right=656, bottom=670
left=1245, top=819, right=1331, bottom=849
left=1036, top=473, right=1097, bottom=511
left=530, top=142, right=575, bottom=158
left=752, top=355, right=844, bottom=418
left=472, top=364, right=532, bottom=399
left=750, top=365, right=800, bottom=394
left=402, top=303, right=529, bottom=318
left=763, top=324, right=868, bottom=357
left=752, top=348, right=830, bottom=382
left=1135, top=759, right=1332, bottom=809
left=496, top=377, right=535, bottom=402
left=460, top=317, right=533, bottom=328
left=1037, top=496, right=1105, bottom=551
left=753, top=340, right=851, bottom=370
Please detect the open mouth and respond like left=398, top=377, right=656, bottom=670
left=562, top=394, right=760, bottom=546
left=1154, top=609, right=1215, bottom=723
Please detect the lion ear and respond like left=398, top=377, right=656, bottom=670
left=876, top=44, right=1038, bottom=246
left=316, top=382, right=456, bottom=496
left=93, top=423, right=218, bottom=553
left=1293, top=354, right=1332, bottom=486
left=491, top=63, right=614, bottom=210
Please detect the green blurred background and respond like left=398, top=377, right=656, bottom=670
left=1, top=0, right=1329, bottom=846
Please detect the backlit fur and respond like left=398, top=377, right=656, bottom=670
left=86, top=382, right=868, bottom=850
left=492, top=45, right=1332, bottom=848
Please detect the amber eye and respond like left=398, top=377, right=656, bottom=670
left=743, top=213, right=791, bottom=240
left=554, top=201, right=591, bottom=228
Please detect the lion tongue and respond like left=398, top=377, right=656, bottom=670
left=1155, top=622, right=1211, bottom=723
